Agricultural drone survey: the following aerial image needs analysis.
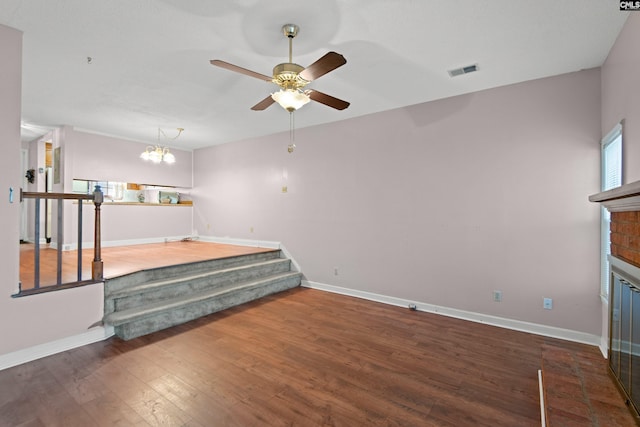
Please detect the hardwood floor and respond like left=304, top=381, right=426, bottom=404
left=19, top=240, right=276, bottom=290
left=0, top=287, right=623, bottom=426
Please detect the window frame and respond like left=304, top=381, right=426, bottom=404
left=600, top=123, right=623, bottom=300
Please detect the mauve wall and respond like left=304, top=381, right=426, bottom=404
left=194, top=68, right=602, bottom=335
left=600, top=14, right=640, bottom=349
left=0, top=24, right=22, bottom=299
left=63, top=126, right=192, bottom=187
left=0, top=24, right=105, bottom=356
left=62, top=126, right=193, bottom=246
left=602, top=13, right=640, bottom=183
left=73, top=204, right=193, bottom=245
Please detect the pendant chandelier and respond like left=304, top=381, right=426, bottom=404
left=140, top=127, right=183, bottom=164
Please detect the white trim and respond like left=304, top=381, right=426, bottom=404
left=63, top=236, right=197, bottom=251
left=602, top=122, right=623, bottom=148
left=538, top=369, right=546, bottom=427
left=0, top=326, right=114, bottom=371
left=599, top=195, right=640, bottom=212
left=302, top=280, right=601, bottom=348
left=199, top=235, right=280, bottom=249
left=589, top=180, right=640, bottom=204
left=64, top=235, right=284, bottom=252
left=600, top=295, right=609, bottom=358
left=279, top=244, right=303, bottom=273
left=610, top=254, right=640, bottom=283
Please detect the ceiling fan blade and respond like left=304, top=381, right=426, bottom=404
left=299, top=52, right=346, bottom=82
left=307, top=90, right=350, bottom=110
left=209, top=60, right=273, bottom=82
left=251, top=95, right=276, bottom=111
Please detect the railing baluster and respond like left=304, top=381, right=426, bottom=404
left=34, top=197, right=40, bottom=289
left=77, top=200, right=83, bottom=281
left=92, top=185, right=103, bottom=281
left=56, top=199, right=63, bottom=285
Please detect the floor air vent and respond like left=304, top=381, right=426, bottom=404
left=448, top=64, right=478, bottom=77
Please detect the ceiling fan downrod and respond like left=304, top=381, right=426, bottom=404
left=282, top=24, right=298, bottom=63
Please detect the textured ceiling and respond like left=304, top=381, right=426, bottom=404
left=0, top=0, right=630, bottom=150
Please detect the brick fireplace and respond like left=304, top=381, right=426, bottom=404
left=590, top=180, right=640, bottom=266
left=611, top=211, right=640, bottom=268
left=590, top=180, right=640, bottom=422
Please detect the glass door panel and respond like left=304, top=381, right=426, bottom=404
left=620, top=281, right=632, bottom=392
left=611, top=275, right=622, bottom=379
left=632, top=288, right=640, bottom=409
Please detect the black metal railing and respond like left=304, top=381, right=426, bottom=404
left=16, top=186, right=104, bottom=296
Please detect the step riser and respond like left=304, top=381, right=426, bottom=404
left=114, top=275, right=301, bottom=340
left=110, top=260, right=292, bottom=312
left=105, top=251, right=281, bottom=294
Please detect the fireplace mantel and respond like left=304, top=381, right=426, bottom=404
left=589, top=180, right=640, bottom=212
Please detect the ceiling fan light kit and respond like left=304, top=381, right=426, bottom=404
left=209, top=23, right=349, bottom=112
left=271, top=89, right=310, bottom=112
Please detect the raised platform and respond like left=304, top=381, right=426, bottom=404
left=19, top=240, right=277, bottom=289
left=540, top=342, right=637, bottom=426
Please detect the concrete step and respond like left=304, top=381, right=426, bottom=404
left=104, top=250, right=282, bottom=294
left=102, top=249, right=301, bottom=340
left=105, top=258, right=292, bottom=313
left=105, top=271, right=301, bottom=340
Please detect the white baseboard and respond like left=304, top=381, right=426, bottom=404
left=0, top=325, right=114, bottom=371
left=66, top=235, right=282, bottom=252
left=302, top=280, right=602, bottom=348
left=62, top=236, right=198, bottom=251
left=600, top=335, right=609, bottom=358
left=200, top=235, right=280, bottom=249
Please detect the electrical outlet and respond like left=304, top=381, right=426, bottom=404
left=250, top=226, right=254, bottom=233
left=334, top=267, right=339, bottom=276
left=493, top=290, right=502, bottom=302
left=282, top=186, right=288, bottom=193
left=543, top=298, right=553, bottom=310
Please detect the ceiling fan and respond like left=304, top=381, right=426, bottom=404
left=210, top=24, right=349, bottom=112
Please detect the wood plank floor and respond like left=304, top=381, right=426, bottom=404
left=19, top=240, right=276, bottom=290
left=0, top=287, right=627, bottom=426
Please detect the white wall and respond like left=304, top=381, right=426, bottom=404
left=193, top=68, right=602, bottom=336
left=73, top=204, right=193, bottom=246
left=0, top=24, right=106, bottom=357
left=0, top=24, right=22, bottom=301
left=602, top=13, right=640, bottom=184
left=63, top=126, right=192, bottom=187
left=600, top=13, right=640, bottom=351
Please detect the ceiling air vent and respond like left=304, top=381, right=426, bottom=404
left=448, top=64, right=478, bottom=77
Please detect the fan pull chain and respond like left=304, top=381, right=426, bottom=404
left=288, top=111, right=296, bottom=153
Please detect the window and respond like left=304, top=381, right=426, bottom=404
left=601, top=123, right=622, bottom=298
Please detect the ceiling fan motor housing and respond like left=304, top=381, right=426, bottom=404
left=272, top=63, right=309, bottom=90
left=282, top=24, right=299, bottom=38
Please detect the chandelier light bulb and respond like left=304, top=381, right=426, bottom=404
left=139, top=127, right=183, bottom=164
